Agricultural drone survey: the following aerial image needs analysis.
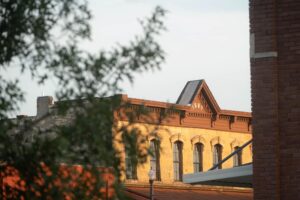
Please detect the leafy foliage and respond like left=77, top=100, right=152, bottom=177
left=0, top=1, right=166, bottom=199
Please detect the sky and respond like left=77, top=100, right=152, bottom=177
left=10, top=0, right=251, bottom=116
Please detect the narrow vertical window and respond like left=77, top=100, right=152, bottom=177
left=213, top=144, right=223, bottom=169
left=125, top=150, right=137, bottom=180
left=193, top=143, right=203, bottom=172
left=173, top=141, right=183, bottom=181
left=233, top=146, right=242, bottom=167
left=150, top=139, right=161, bottom=181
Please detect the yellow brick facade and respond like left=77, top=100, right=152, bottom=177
left=117, top=121, right=252, bottom=184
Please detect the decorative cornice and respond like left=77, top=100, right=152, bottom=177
left=115, top=92, right=252, bottom=134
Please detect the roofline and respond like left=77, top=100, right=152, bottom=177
left=32, top=93, right=251, bottom=119
left=201, top=80, right=221, bottom=113
left=221, top=110, right=252, bottom=118
left=122, top=94, right=251, bottom=119
left=176, top=81, right=190, bottom=104
left=189, top=80, right=204, bottom=105
left=176, top=79, right=204, bottom=105
left=126, top=96, right=190, bottom=110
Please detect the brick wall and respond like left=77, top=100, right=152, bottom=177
left=250, top=0, right=300, bottom=199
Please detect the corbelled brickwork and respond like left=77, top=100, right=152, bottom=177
left=250, top=0, right=300, bottom=199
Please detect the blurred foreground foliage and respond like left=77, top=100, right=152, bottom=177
left=0, top=0, right=166, bottom=199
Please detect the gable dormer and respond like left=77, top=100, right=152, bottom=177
left=176, top=80, right=220, bottom=114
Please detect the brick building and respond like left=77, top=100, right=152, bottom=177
left=115, top=80, right=252, bottom=184
left=250, top=0, right=300, bottom=199
left=20, top=80, right=253, bottom=199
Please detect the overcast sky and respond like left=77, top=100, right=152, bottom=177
left=11, top=0, right=251, bottom=116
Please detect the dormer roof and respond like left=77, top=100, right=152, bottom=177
left=176, top=80, right=221, bottom=114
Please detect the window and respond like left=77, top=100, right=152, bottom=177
left=173, top=141, right=183, bottom=181
left=213, top=144, right=223, bottom=169
left=125, top=150, right=137, bottom=180
left=150, top=139, right=161, bottom=181
left=233, top=146, right=242, bottom=167
left=193, top=143, right=203, bottom=172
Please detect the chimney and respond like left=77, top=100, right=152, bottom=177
left=37, top=96, right=54, bottom=118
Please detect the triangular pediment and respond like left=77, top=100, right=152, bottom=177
left=176, top=80, right=220, bottom=114
left=190, top=90, right=213, bottom=113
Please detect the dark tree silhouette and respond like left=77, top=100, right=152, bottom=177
left=0, top=1, right=166, bottom=199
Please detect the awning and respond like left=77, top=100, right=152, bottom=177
left=183, top=164, right=253, bottom=187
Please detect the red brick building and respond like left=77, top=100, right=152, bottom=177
left=250, top=0, right=300, bottom=199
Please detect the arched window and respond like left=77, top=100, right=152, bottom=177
left=150, top=139, right=161, bottom=181
left=233, top=146, right=242, bottom=167
left=125, top=150, right=137, bottom=180
left=193, top=143, right=203, bottom=172
left=213, top=144, right=223, bottom=169
left=173, top=141, right=183, bottom=181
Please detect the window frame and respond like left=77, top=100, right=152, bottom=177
left=213, top=144, right=223, bottom=169
left=125, top=150, right=137, bottom=180
left=150, top=139, right=161, bottom=181
left=193, top=143, right=204, bottom=172
left=233, top=146, right=242, bottom=167
left=173, top=141, right=183, bottom=181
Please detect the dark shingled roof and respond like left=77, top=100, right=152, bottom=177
left=176, top=80, right=203, bottom=105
